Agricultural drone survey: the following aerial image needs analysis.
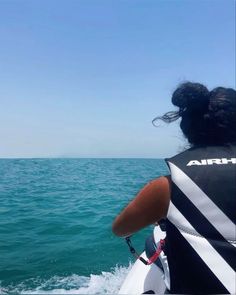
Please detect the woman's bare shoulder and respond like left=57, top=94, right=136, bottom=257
left=112, top=176, right=171, bottom=237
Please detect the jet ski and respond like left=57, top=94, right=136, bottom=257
left=119, top=225, right=170, bottom=294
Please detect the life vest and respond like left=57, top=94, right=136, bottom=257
left=165, top=145, right=236, bottom=294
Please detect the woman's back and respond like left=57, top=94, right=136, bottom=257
left=165, top=144, right=236, bottom=293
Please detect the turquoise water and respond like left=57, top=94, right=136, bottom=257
left=0, top=159, right=168, bottom=294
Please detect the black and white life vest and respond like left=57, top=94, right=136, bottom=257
left=165, top=145, right=236, bottom=294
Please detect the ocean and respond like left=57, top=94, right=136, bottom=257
left=0, top=158, right=168, bottom=294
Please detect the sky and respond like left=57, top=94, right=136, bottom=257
left=0, top=0, right=235, bottom=158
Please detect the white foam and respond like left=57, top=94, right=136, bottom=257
left=2, top=265, right=132, bottom=294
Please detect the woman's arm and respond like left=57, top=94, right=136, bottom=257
left=112, top=176, right=171, bottom=237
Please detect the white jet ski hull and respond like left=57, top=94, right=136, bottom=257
left=119, top=226, right=169, bottom=294
left=119, top=251, right=166, bottom=294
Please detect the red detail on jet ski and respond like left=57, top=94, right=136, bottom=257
left=146, top=239, right=165, bottom=265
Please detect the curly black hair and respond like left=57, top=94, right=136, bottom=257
left=153, top=82, right=236, bottom=145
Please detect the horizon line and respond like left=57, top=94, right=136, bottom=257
left=0, top=156, right=164, bottom=160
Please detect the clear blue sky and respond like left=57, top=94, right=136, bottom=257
left=0, top=0, right=235, bottom=158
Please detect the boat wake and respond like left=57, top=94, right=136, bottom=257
left=0, top=265, right=132, bottom=294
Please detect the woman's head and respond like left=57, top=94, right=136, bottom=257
left=153, top=82, right=236, bottom=145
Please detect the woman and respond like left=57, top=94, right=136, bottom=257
left=112, top=82, right=236, bottom=294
